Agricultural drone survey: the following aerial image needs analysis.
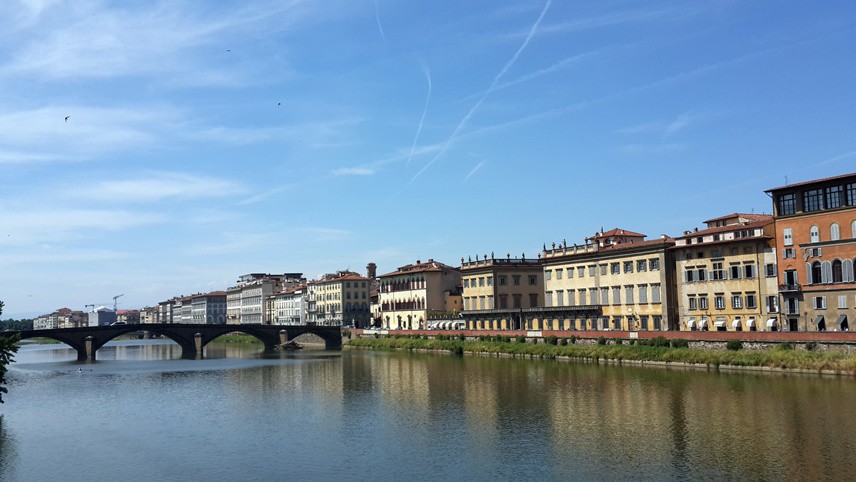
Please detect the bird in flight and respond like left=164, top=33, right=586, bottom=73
left=65, top=116, right=70, bottom=122
left=277, top=102, right=282, bottom=106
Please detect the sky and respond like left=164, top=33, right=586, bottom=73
left=1, top=0, right=855, bottom=318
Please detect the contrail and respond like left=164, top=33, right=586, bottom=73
left=407, top=64, right=432, bottom=168
left=374, top=0, right=386, bottom=45
left=408, top=0, right=552, bottom=185
left=464, top=161, right=485, bottom=181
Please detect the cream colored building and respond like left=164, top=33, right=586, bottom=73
left=274, top=284, right=308, bottom=325
left=307, top=271, right=371, bottom=327
left=461, top=254, right=543, bottom=330
left=675, top=213, right=780, bottom=331
left=226, top=273, right=304, bottom=324
left=541, top=229, right=677, bottom=331
left=379, top=259, right=462, bottom=330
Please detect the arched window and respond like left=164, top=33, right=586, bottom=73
left=833, top=260, right=843, bottom=283
left=810, top=226, right=820, bottom=243
left=831, top=223, right=840, bottom=241
left=811, top=262, right=822, bottom=284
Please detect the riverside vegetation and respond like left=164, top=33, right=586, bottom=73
left=346, top=334, right=856, bottom=374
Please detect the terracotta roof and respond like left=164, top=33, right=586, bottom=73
left=277, top=284, right=307, bottom=295
left=765, top=172, right=856, bottom=193
left=599, top=237, right=674, bottom=250
left=378, top=259, right=459, bottom=278
left=594, top=228, right=646, bottom=238
left=675, top=219, right=772, bottom=239
left=312, top=273, right=370, bottom=284
left=702, top=213, right=772, bottom=224
left=191, top=291, right=226, bottom=299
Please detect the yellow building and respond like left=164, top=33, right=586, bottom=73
left=378, top=259, right=462, bottom=330
left=307, top=271, right=371, bottom=327
left=460, top=253, right=544, bottom=330
left=541, top=229, right=677, bottom=331
left=674, top=213, right=780, bottom=331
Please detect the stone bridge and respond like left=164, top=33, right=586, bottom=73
left=7, top=324, right=342, bottom=361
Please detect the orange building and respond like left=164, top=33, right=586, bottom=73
left=766, top=172, right=856, bottom=331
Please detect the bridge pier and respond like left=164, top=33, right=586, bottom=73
left=194, top=333, right=203, bottom=360
left=279, top=330, right=288, bottom=345
left=84, top=336, right=95, bottom=361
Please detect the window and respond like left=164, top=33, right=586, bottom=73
left=826, top=185, right=843, bottom=209
left=578, top=290, right=586, bottom=305
left=513, top=275, right=521, bottom=286
left=814, top=296, right=826, bottom=310
left=513, top=294, right=521, bottom=308
left=783, top=228, right=793, bottom=246
left=529, top=294, right=538, bottom=307
left=699, top=296, right=709, bottom=310
left=831, top=223, right=841, bottom=241
left=810, top=225, right=820, bottom=243
left=499, top=276, right=507, bottom=286
left=555, top=269, right=562, bottom=280
left=545, top=271, right=552, bottom=281
left=839, top=295, right=848, bottom=309
left=600, top=288, right=609, bottom=305
left=766, top=296, right=779, bottom=313
left=848, top=183, right=856, bottom=206
left=778, top=193, right=797, bottom=215
left=743, top=264, right=755, bottom=279
left=833, top=260, right=843, bottom=283
left=810, top=247, right=822, bottom=258
left=697, top=268, right=707, bottom=281
left=555, top=291, right=564, bottom=306
left=651, top=284, right=661, bottom=303
left=637, top=260, right=647, bottom=272
left=578, top=267, right=585, bottom=278
left=732, top=294, right=743, bottom=309
left=625, top=286, right=635, bottom=304
left=589, top=288, right=599, bottom=305
left=649, top=258, right=660, bottom=271
left=567, top=291, right=575, bottom=306
left=712, top=262, right=725, bottom=280
left=730, top=265, right=741, bottom=280
left=478, top=277, right=485, bottom=287
left=638, top=285, right=648, bottom=304
left=529, top=276, right=537, bottom=285
left=688, top=296, right=698, bottom=310
left=746, top=293, right=757, bottom=309
left=685, top=269, right=696, bottom=282
left=623, top=261, right=633, bottom=273
left=567, top=267, right=574, bottom=278
left=611, top=263, right=620, bottom=275
left=804, top=189, right=824, bottom=212
left=589, top=265, right=596, bottom=276
left=545, top=292, right=553, bottom=307
left=766, top=264, right=776, bottom=277
left=783, top=248, right=795, bottom=259
left=487, top=276, right=493, bottom=286
left=612, top=287, right=621, bottom=305
left=600, top=264, right=607, bottom=276
left=810, top=262, right=822, bottom=284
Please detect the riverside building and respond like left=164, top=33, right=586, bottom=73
left=766, top=173, right=856, bottom=331
left=190, top=291, right=227, bottom=324
left=460, top=253, right=544, bottom=330
left=541, top=229, right=677, bottom=331
left=274, top=284, right=308, bottom=325
left=674, top=214, right=781, bottom=332
left=226, top=273, right=304, bottom=324
left=378, top=259, right=462, bottom=330
left=307, top=271, right=371, bottom=327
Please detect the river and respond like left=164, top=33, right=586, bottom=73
left=1, top=340, right=855, bottom=481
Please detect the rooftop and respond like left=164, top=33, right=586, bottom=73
left=379, top=259, right=459, bottom=277
left=765, top=171, right=856, bottom=193
left=702, top=212, right=772, bottom=224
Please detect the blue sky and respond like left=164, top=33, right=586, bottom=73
left=1, top=0, right=855, bottom=318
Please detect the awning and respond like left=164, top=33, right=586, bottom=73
left=687, top=317, right=696, bottom=329
left=746, top=317, right=755, bottom=328
left=714, top=321, right=726, bottom=328
left=838, top=315, right=848, bottom=326
left=699, top=317, right=709, bottom=328
left=766, top=317, right=777, bottom=328
left=814, top=315, right=825, bottom=325
left=732, top=316, right=742, bottom=328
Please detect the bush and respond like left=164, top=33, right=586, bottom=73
left=451, top=345, right=464, bottom=356
left=613, top=338, right=623, bottom=345
left=629, top=339, right=637, bottom=346
left=778, top=342, right=794, bottom=350
left=373, top=333, right=379, bottom=339
left=805, top=341, right=817, bottom=351
left=516, top=335, right=526, bottom=344
left=458, top=333, right=466, bottom=341
left=726, top=340, right=743, bottom=351
left=597, top=336, right=607, bottom=346
left=342, top=330, right=351, bottom=338
left=559, top=338, right=568, bottom=346
left=546, top=335, right=558, bottom=345
left=671, top=338, right=689, bottom=349
left=569, top=335, right=577, bottom=344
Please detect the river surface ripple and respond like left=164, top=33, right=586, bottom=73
left=1, top=340, right=854, bottom=481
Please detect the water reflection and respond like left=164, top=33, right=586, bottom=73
left=4, top=343, right=856, bottom=480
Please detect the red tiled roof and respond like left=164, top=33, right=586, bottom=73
left=599, top=237, right=674, bottom=250
left=675, top=219, right=772, bottom=239
left=378, top=259, right=459, bottom=278
left=765, top=172, right=856, bottom=193
left=702, top=213, right=772, bottom=224
left=594, top=228, right=646, bottom=238
left=312, top=273, right=370, bottom=284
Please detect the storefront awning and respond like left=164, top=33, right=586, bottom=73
left=746, top=317, right=755, bottom=328
left=838, top=315, right=848, bottom=326
left=699, top=317, right=708, bottom=328
left=814, top=315, right=825, bottom=325
left=687, top=317, right=696, bottom=328
left=731, top=317, right=742, bottom=328
left=766, top=317, right=777, bottom=328
left=714, top=321, right=726, bottom=328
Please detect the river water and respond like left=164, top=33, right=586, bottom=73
left=1, top=340, right=855, bottom=481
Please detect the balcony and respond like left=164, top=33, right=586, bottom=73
left=779, top=283, right=801, bottom=293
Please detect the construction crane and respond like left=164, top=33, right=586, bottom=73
left=113, top=294, right=124, bottom=311
left=85, top=294, right=124, bottom=312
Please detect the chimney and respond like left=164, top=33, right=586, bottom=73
left=366, top=262, right=377, bottom=281
left=694, top=227, right=698, bottom=232
left=416, top=259, right=421, bottom=264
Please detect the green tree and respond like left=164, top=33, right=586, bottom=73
left=0, top=301, right=21, bottom=404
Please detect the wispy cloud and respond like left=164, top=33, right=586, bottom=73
left=374, top=0, right=386, bottom=45
left=463, top=161, right=485, bottom=181
left=1, top=207, right=164, bottom=245
left=408, top=0, right=553, bottom=186
left=617, top=143, right=687, bottom=155
left=407, top=64, right=433, bottom=167
left=68, top=172, right=246, bottom=203
left=332, top=167, right=375, bottom=176
left=619, top=111, right=706, bottom=137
